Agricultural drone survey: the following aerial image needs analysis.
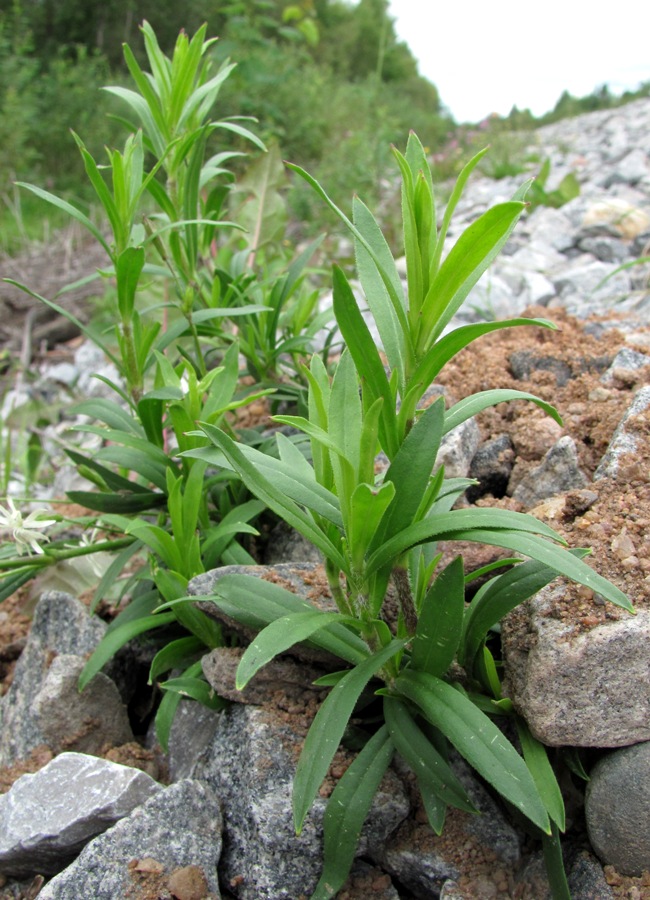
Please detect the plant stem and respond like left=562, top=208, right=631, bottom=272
left=324, top=559, right=353, bottom=616
left=0, top=536, right=135, bottom=570
left=392, top=565, right=418, bottom=635
left=121, top=318, right=143, bottom=403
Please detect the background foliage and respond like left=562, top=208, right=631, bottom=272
left=3, top=0, right=647, bottom=247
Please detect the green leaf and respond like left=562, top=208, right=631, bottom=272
left=0, top=569, right=37, bottom=603
left=2, top=281, right=120, bottom=369
left=396, top=670, right=550, bottom=833
left=66, top=490, right=166, bottom=514
left=347, top=482, right=395, bottom=571
left=90, top=539, right=143, bottom=613
left=79, top=611, right=176, bottom=690
left=444, top=390, right=562, bottom=434
left=236, top=610, right=364, bottom=689
left=429, top=146, right=489, bottom=275
left=460, top=550, right=590, bottom=674
left=422, top=201, right=525, bottom=341
left=293, top=639, right=406, bottom=833
left=383, top=696, right=475, bottom=814
left=542, top=823, right=572, bottom=900
left=410, top=318, right=557, bottom=390
left=15, top=183, right=112, bottom=256
left=331, top=266, right=398, bottom=459
left=311, top=725, right=394, bottom=900
left=198, top=424, right=346, bottom=569
left=65, top=449, right=150, bottom=494
left=516, top=717, right=566, bottom=831
left=126, top=522, right=183, bottom=572
left=72, top=398, right=144, bottom=435
left=159, top=674, right=226, bottom=710
left=412, top=556, right=465, bottom=677
left=149, top=636, right=206, bottom=684
left=369, top=397, right=445, bottom=553
left=352, top=196, right=408, bottom=379
left=208, top=574, right=369, bottom=665
left=329, top=350, right=362, bottom=488
left=154, top=681, right=183, bottom=752
left=366, top=507, right=564, bottom=577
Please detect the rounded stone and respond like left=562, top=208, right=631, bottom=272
left=585, top=742, right=650, bottom=876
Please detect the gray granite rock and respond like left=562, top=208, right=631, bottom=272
left=436, top=415, right=481, bottom=479
left=467, top=433, right=515, bottom=502
left=509, top=348, right=574, bottom=386
left=202, top=645, right=327, bottom=705
left=262, top=519, right=323, bottom=565
left=594, top=385, right=650, bottom=480
left=37, top=779, right=222, bottom=899
left=600, top=347, right=650, bottom=384
left=167, top=699, right=221, bottom=783
left=0, top=592, right=108, bottom=767
left=0, top=752, right=161, bottom=878
left=32, top=654, right=134, bottom=755
left=194, top=703, right=409, bottom=899
left=512, top=436, right=588, bottom=508
left=502, top=587, right=649, bottom=747
left=586, top=742, right=650, bottom=877
left=568, top=850, right=615, bottom=899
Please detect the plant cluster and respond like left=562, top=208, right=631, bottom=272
left=0, top=21, right=634, bottom=900
left=1, top=21, right=327, bottom=742
left=187, top=137, right=631, bottom=898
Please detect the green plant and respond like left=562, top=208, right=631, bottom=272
left=0, top=21, right=326, bottom=744
left=187, top=136, right=633, bottom=897
left=528, top=157, right=580, bottom=210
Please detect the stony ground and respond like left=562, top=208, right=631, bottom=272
left=1, top=303, right=649, bottom=898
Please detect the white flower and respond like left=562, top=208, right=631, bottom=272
left=0, top=498, right=57, bottom=555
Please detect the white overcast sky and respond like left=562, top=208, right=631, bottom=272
left=389, top=0, right=650, bottom=123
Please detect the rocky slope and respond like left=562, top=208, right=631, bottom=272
left=0, top=99, right=650, bottom=899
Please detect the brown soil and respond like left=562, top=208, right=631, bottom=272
left=434, top=306, right=650, bottom=630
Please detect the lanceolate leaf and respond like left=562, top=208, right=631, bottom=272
left=516, top=718, right=566, bottom=831
left=369, top=397, right=445, bottom=553
left=460, top=550, right=590, bottom=672
left=383, top=696, right=475, bottom=813
left=159, top=674, right=226, bottom=709
left=430, top=146, right=490, bottom=276
left=368, top=520, right=633, bottom=612
left=149, top=635, right=206, bottom=684
left=366, top=507, right=564, bottom=576
left=396, top=670, right=550, bottom=833
left=208, top=574, right=370, bottom=665
left=311, top=725, right=394, bottom=900
left=293, top=639, right=406, bottom=833
left=14, top=184, right=112, bottom=256
left=347, top=482, right=395, bottom=571
left=198, top=423, right=346, bottom=569
left=79, top=611, right=176, bottom=690
left=411, top=556, right=465, bottom=678
left=236, top=610, right=365, bottom=689
left=353, top=196, right=408, bottom=379
left=116, top=246, right=146, bottom=320
left=155, top=659, right=204, bottom=752
left=66, top=490, right=166, bottom=514
left=423, top=201, right=525, bottom=341
left=444, top=390, right=562, bottom=434
left=2, top=281, right=119, bottom=368
left=411, top=318, right=557, bottom=387
left=331, top=266, right=398, bottom=458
